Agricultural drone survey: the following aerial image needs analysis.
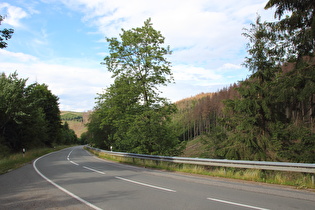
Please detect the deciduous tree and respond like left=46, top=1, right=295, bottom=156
left=0, top=15, right=14, bottom=49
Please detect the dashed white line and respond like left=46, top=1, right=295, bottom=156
left=115, top=176, right=176, bottom=192
left=207, top=197, right=269, bottom=210
left=83, top=166, right=105, bottom=175
left=70, top=160, right=79, bottom=166
left=67, top=149, right=74, bottom=160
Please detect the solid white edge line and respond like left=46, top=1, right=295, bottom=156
left=207, top=197, right=270, bottom=210
left=33, top=150, right=103, bottom=210
left=115, top=176, right=176, bottom=192
left=83, top=166, right=105, bottom=174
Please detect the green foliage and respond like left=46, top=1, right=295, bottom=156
left=265, top=0, right=315, bottom=57
left=0, top=72, right=78, bottom=155
left=61, top=112, right=83, bottom=121
left=125, top=106, right=179, bottom=155
left=177, top=2, right=315, bottom=163
left=102, top=18, right=173, bottom=106
left=60, top=122, right=78, bottom=145
left=86, top=19, right=180, bottom=155
left=25, top=83, right=62, bottom=146
left=0, top=15, right=14, bottom=49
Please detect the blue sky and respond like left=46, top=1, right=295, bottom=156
left=0, top=0, right=275, bottom=111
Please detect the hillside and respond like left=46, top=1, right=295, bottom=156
left=181, top=135, right=211, bottom=158
left=60, top=111, right=91, bottom=137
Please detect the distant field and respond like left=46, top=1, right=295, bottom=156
left=60, top=111, right=91, bottom=138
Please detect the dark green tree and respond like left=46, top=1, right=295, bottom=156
left=0, top=72, right=27, bottom=152
left=86, top=108, right=112, bottom=149
left=0, top=15, right=14, bottom=49
left=126, top=104, right=179, bottom=155
left=61, top=121, right=78, bottom=145
left=26, top=83, right=62, bottom=146
left=0, top=72, right=67, bottom=155
left=213, top=17, right=281, bottom=160
left=212, top=2, right=315, bottom=162
left=265, top=0, right=315, bottom=58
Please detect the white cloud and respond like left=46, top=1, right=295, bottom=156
left=55, top=0, right=273, bottom=68
left=0, top=53, right=113, bottom=111
left=173, top=64, right=222, bottom=83
left=0, top=49, right=38, bottom=62
left=220, top=63, right=242, bottom=70
left=0, top=3, right=28, bottom=27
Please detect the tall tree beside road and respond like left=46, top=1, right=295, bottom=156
left=102, top=18, right=173, bottom=106
left=86, top=18, right=179, bottom=155
left=26, top=83, right=62, bottom=146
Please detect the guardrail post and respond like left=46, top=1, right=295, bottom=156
left=312, top=175, right=314, bottom=186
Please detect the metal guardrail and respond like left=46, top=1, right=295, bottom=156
left=85, top=146, right=315, bottom=174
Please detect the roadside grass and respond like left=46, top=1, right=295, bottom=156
left=0, top=145, right=73, bottom=175
left=86, top=147, right=315, bottom=190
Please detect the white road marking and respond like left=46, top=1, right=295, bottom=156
left=33, top=152, right=103, bottom=210
left=67, top=149, right=79, bottom=165
left=207, top=197, right=270, bottom=210
left=67, top=149, right=74, bottom=160
left=70, top=161, right=79, bottom=166
left=83, top=166, right=105, bottom=175
left=115, top=176, right=176, bottom=192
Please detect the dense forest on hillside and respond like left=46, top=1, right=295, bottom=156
left=85, top=1, right=315, bottom=162
left=61, top=111, right=90, bottom=137
left=172, top=1, right=315, bottom=162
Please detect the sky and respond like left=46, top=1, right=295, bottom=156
left=0, top=0, right=276, bottom=111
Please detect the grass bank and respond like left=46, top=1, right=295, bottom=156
left=86, top=147, right=315, bottom=190
left=0, top=145, right=72, bottom=175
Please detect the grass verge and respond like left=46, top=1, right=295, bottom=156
left=0, top=145, right=73, bottom=175
left=85, top=147, right=315, bottom=190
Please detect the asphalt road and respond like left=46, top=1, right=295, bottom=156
left=1, top=146, right=315, bottom=209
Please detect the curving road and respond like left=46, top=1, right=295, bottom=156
left=1, top=146, right=315, bottom=209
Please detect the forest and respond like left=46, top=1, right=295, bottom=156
left=172, top=0, right=315, bottom=163
left=84, top=1, right=314, bottom=163
left=176, top=0, right=315, bottom=162
left=0, top=72, right=78, bottom=157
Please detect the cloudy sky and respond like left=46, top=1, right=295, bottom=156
left=0, top=0, right=276, bottom=111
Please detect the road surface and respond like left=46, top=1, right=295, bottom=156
left=1, top=146, right=315, bottom=209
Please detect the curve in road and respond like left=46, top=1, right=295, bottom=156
left=33, top=146, right=315, bottom=210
